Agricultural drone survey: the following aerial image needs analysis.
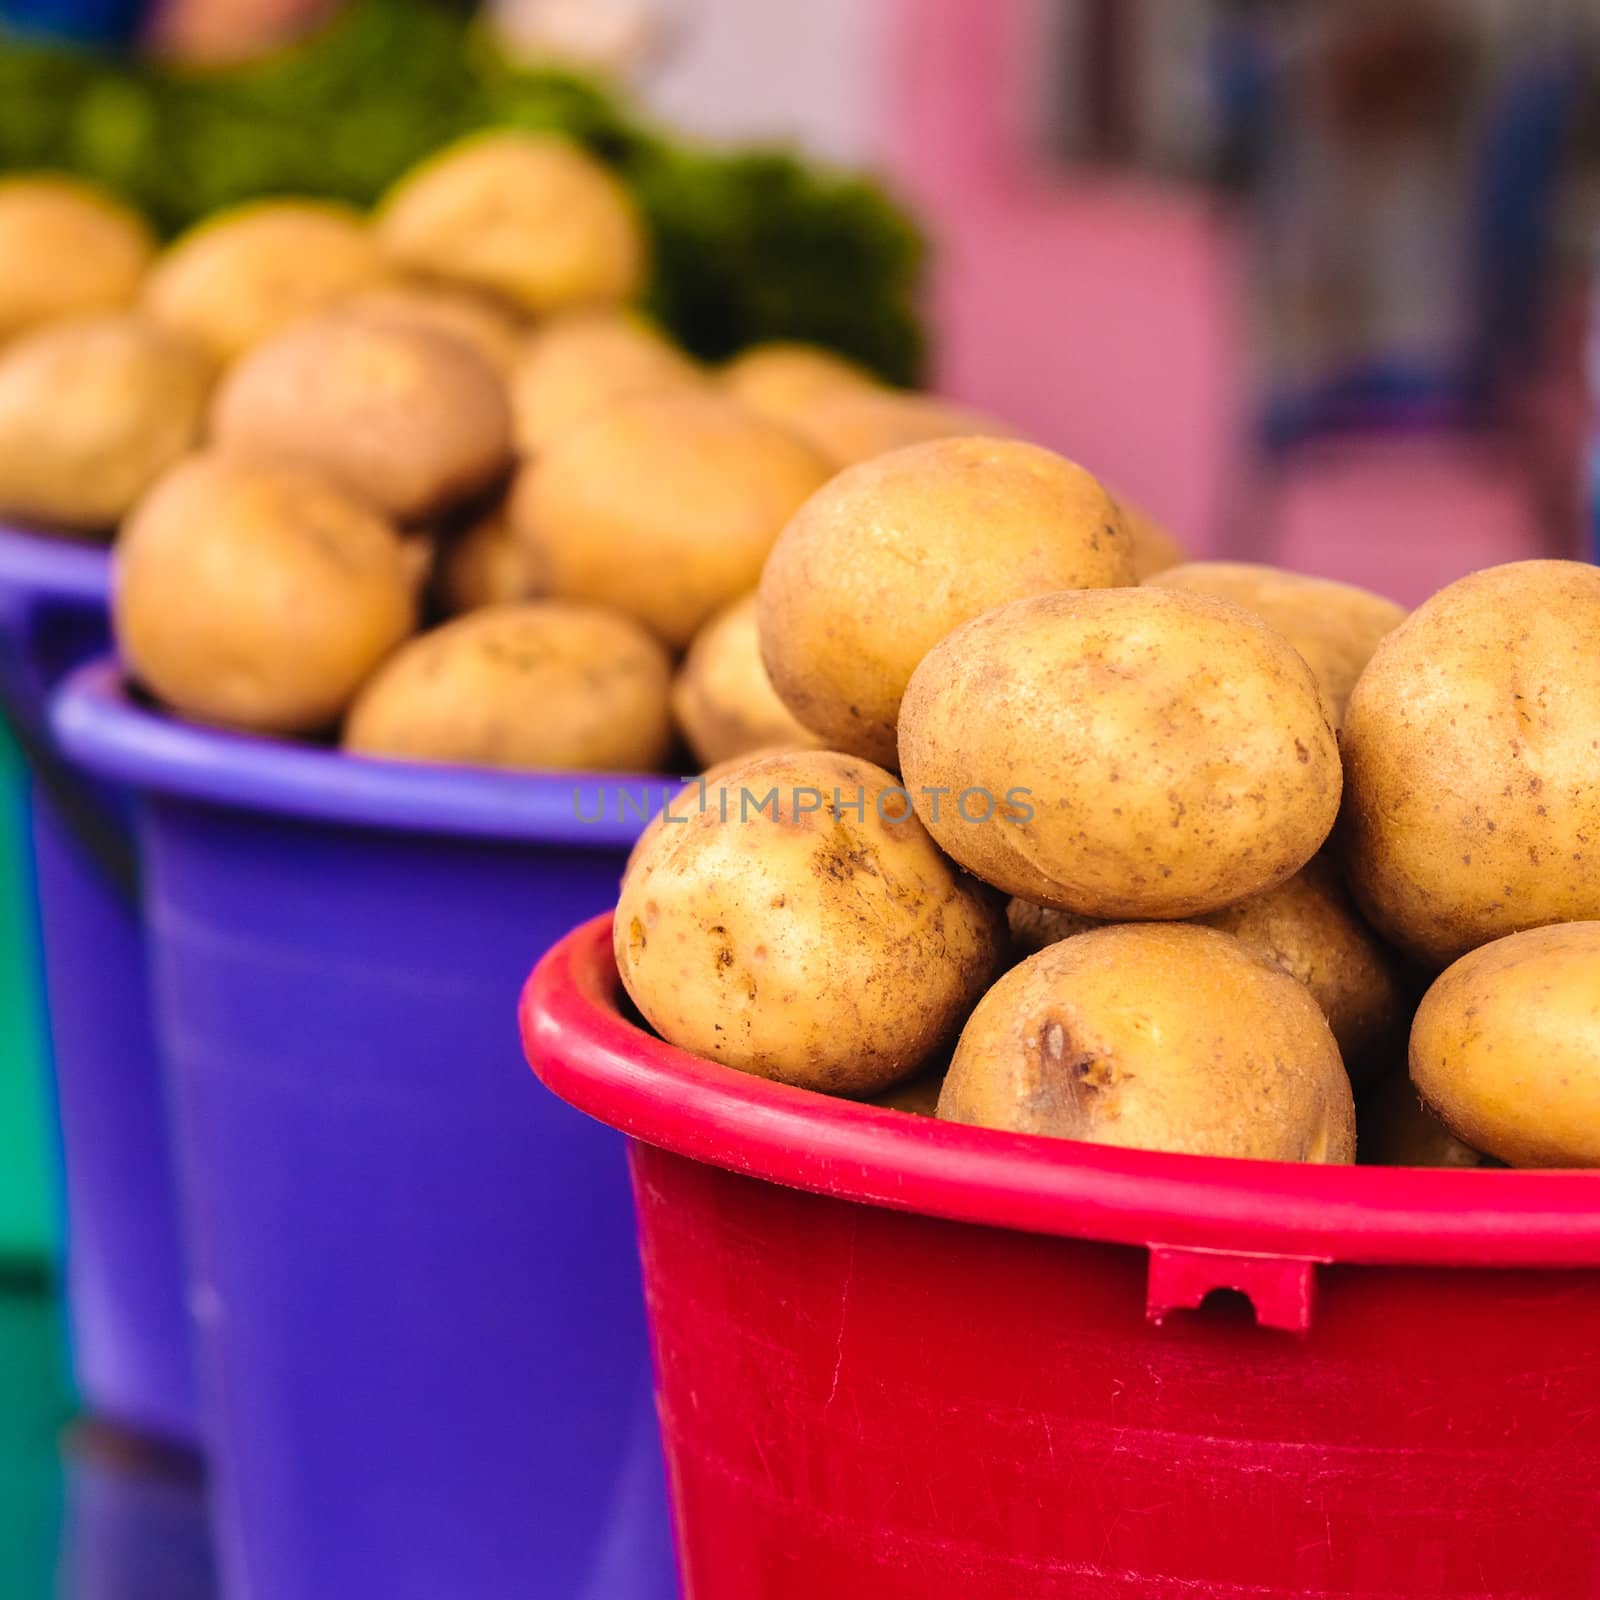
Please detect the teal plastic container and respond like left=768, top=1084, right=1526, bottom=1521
left=0, top=719, right=56, bottom=1265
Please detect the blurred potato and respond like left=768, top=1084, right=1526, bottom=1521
left=337, top=281, right=526, bottom=376
left=759, top=437, right=1136, bottom=767
left=1150, top=562, right=1405, bottom=725
left=344, top=602, right=673, bottom=773
left=672, top=593, right=821, bottom=767
left=0, top=177, right=155, bottom=340
left=899, top=588, right=1341, bottom=919
left=212, top=313, right=513, bottom=523
left=784, top=387, right=1020, bottom=468
left=509, top=309, right=703, bottom=455
left=720, top=341, right=881, bottom=430
left=0, top=313, right=212, bottom=530
left=143, top=199, right=384, bottom=362
left=1121, top=500, right=1186, bottom=579
left=115, top=453, right=414, bottom=734
left=939, top=923, right=1356, bottom=1162
left=1341, top=560, right=1600, bottom=967
left=509, top=389, right=831, bottom=648
left=377, top=131, right=647, bottom=315
left=439, top=500, right=546, bottom=613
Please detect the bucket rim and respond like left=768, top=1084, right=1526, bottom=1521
left=523, top=914, right=1600, bottom=1269
left=53, top=659, right=680, bottom=847
left=0, top=523, right=111, bottom=608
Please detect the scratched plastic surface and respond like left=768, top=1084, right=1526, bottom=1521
left=525, top=916, right=1600, bottom=1600
left=0, top=525, right=195, bottom=1442
left=53, top=664, right=679, bottom=1600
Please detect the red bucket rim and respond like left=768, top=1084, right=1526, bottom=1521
left=522, top=915, right=1600, bottom=1270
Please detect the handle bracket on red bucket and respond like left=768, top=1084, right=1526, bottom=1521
left=1146, top=1245, right=1317, bottom=1334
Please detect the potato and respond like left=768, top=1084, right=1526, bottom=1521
left=0, top=313, right=211, bottom=530
left=1360, top=1070, right=1490, bottom=1169
left=212, top=313, right=512, bottom=523
left=336, top=282, right=526, bottom=375
left=899, top=587, right=1341, bottom=918
left=1122, top=500, right=1186, bottom=579
left=720, top=341, right=881, bottom=430
left=1410, top=921, right=1600, bottom=1167
left=398, top=532, right=436, bottom=600
left=616, top=749, right=1005, bottom=1095
left=672, top=593, right=821, bottom=767
left=439, top=500, right=545, bottom=613
left=1341, top=560, right=1600, bottom=967
left=1196, top=855, right=1407, bottom=1087
left=871, top=1069, right=947, bottom=1117
left=509, top=390, right=831, bottom=648
left=1007, top=856, right=1406, bottom=1086
left=939, top=923, right=1356, bottom=1162
left=509, top=309, right=702, bottom=454
left=344, top=602, right=672, bottom=773
left=759, top=437, right=1135, bottom=767
left=1006, top=900, right=1100, bottom=954
left=1149, top=562, right=1405, bottom=725
left=784, top=387, right=1019, bottom=469
left=115, top=454, right=414, bottom=734
left=624, top=747, right=817, bottom=879
left=142, top=200, right=383, bottom=362
left=376, top=131, right=647, bottom=315
left=0, top=176, right=155, bottom=340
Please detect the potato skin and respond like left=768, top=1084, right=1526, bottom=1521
left=759, top=437, right=1135, bottom=767
left=344, top=602, right=672, bottom=773
left=142, top=200, right=383, bottom=361
left=939, top=923, right=1356, bottom=1162
left=1411, top=921, right=1600, bottom=1167
left=0, top=313, right=212, bottom=530
left=212, top=313, right=513, bottom=523
left=0, top=177, right=155, bottom=339
left=439, top=500, right=545, bottom=613
left=616, top=750, right=1006, bottom=1095
left=510, top=309, right=702, bottom=455
left=336, top=282, right=526, bottom=376
left=1007, top=856, right=1406, bottom=1086
left=1150, top=562, right=1405, bottom=725
left=510, top=390, right=832, bottom=649
left=1122, top=501, right=1186, bottom=580
left=720, top=341, right=880, bottom=430
left=899, top=587, right=1342, bottom=918
left=870, top=1069, right=947, bottom=1117
left=1360, top=1070, right=1490, bottom=1169
left=1197, top=855, right=1407, bottom=1087
left=377, top=132, right=646, bottom=314
left=783, top=387, right=1019, bottom=469
left=672, top=592, right=821, bottom=767
left=115, top=454, right=414, bottom=734
left=1341, top=560, right=1600, bottom=968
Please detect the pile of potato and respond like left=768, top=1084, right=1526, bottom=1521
left=616, top=432, right=1600, bottom=1172
left=4, top=147, right=1589, bottom=1176
left=0, top=137, right=1018, bottom=772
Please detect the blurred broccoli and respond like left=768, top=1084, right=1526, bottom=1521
left=0, top=0, right=927, bottom=382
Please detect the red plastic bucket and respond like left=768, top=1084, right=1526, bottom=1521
left=523, top=914, right=1600, bottom=1600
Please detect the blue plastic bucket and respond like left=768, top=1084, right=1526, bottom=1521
left=0, top=527, right=195, bottom=1444
left=54, top=659, right=678, bottom=1600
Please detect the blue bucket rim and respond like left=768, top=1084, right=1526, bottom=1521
left=0, top=523, right=112, bottom=608
left=52, top=658, right=681, bottom=848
